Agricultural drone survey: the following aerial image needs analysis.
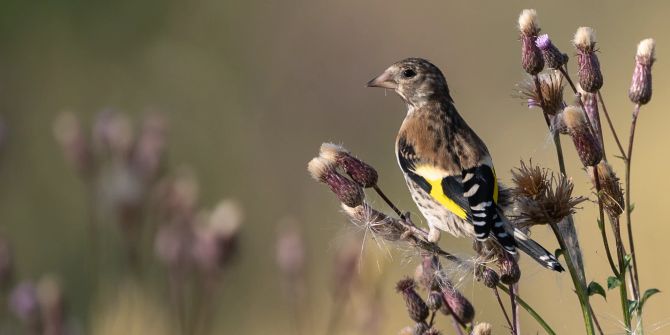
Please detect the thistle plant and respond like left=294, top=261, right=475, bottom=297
left=308, top=8, right=661, bottom=335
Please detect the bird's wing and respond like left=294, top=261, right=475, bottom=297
left=397, top=138, right=516, bottom=252
left=397, top=138, right=471, bottom=221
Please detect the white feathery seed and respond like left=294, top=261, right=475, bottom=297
left=518, top=9, right=539, bottom=35
left=574, top=27, right=596, bottom=49
left=319, top=142, right=348, bottom=164
left=637, top=38, right=656, bottom=59
left=562, top=106, right=587, bottom=129
left=307, top=156, right=332, bottom=181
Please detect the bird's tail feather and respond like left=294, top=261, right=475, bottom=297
left=513, top=228, right=564, bottom=272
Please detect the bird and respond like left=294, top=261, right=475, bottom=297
left=366, top=57, right=563, bottom=272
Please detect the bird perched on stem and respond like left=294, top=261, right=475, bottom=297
left=366, top=58, right=563, bottom=271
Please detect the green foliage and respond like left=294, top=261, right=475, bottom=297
left=607, top=276, right=621, bottom=290
left=587, top=281, right=606, bottom=299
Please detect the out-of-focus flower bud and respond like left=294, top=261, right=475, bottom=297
left=396, top=278, right=429, bottom=323
left=629, top=38, right=655, bottom=105
left=53, top=112, right=92, bottom=176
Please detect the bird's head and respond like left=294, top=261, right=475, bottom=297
left=366, top=58, right=452, bottom=106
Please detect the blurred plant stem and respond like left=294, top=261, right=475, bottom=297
left=533, top=73, right=594, bottom=334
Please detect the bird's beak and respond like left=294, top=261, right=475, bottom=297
left=366, top=70, right=397, bottom=89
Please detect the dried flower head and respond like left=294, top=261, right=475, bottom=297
left=588, top=161, right=625, bottom=217
left=536, top=34, right=568, bottom=69
left=396, top=278, right=429, bottom=323
left=629, top=38, right=655, bottom=105
left=308, top=156, right=364, bottom=207
left=475, top=266, right=500, bottom=288
left=574, top=27, right=603, bottom=92
left=439, top=279, right=475, bottom=323
left=498, top=252, right=521, bottom=284
left=563, top=106, right=602, bottom=166
left=512, top=161, right=586, bottom=227
left=519, top=72, right=565, bottom=116
left=341, top=203, right=403, bottom=241
left=320, top=143, right=378, bottom=188
left=511, top=160, right=549, bottom=199
left=472, top=322, right=493, bottom=335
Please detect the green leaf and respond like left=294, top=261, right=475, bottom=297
left=614, top=155, right=626, bottom=161
left=627, top=299, right=639, bottom=315
left=639, top=288, right=661, bottom=310
left=597, top=218, right=604, bottom=230
left=628, top=203, right=635, bottom=213
left=588, top=281, right=606, bottom=299
left=607, top=276, right=622, bottom=290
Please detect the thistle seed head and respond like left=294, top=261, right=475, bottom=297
left=308, top=157, right=364, bottom=207
left=519, top=72, right=565, bottom=116
left=396, top=277, right=429, bottom=323
left=518, top=9, right=540, bottom=36
left=440, top=280, right=475, bottom=323
left=512, top=161, right=586, bottom=227
left=629, top=38, right=655, bottom=105
left=475, top=266, right=500, bottom=289
left=473, top=322, right=493, bottom=335
left=320, top=143, right=378, bottom=187
left=498, top=252, right=521, bottom=284
left=563, top=106, right=602, bottom=166
left=536, top=34, right=568, bottom=69
left=341, top=203, right=403, bottom=241
left=574, top=27, right=603, bottom=92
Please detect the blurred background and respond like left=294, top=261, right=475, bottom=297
left=0, top=0, right=668, bottom=334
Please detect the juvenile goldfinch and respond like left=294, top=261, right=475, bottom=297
left=367, top=58, right=563, bottom=272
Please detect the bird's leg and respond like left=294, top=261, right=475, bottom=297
left=427, top=225, right=441, bottom=243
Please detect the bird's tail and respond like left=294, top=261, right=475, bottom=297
left=513, top=228, right=564, bottom=272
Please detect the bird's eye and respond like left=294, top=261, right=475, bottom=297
left=401, top=69, right=416, bottom=78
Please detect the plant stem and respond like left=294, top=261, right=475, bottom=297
left=493, top=287, right=514, bottom=332
left=550, top=223, right=595, bottom=335
left=373, top=185, right=406, bottom=220
left=598, top=91, right=627, bottom=160
left=626, top=103, right=643, bottom=328
left=498, top=284, right=556, bottom=335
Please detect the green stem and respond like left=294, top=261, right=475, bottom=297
left=550, top=223, right=595, bottom=335
left=625, top=104, right=643, bottom=332
left=498, top=285, right=556, bottom=335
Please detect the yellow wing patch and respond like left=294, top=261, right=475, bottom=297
left=414, top=165, right=468, bottom=219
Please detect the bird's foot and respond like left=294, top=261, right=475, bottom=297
left=427, top=227, right=441, bottom=243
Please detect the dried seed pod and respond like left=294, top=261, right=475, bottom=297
left=396, top=278, right=429, bottom=323
left=320, top=143, right=378, bottom=188
left=588, top=161, right=625, bottom=218
left=475, top=266, right=500, bottom=289
left=519, top=72, right=566, bottom=116
left=308, top=157, right=364, bottom=207
left=440, top=280, right=475, bottom=323
left=574, top=27, right=603, bottom=92
left=563, top=106, right=602, bottom=166
left=498, top=253, right=521, bottom=284
left=629, top=38, right=655, bottom=105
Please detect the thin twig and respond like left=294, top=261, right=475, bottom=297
left=510, top=283, right=519, bottom=335
left=373, top=185, right=406, bottom=220
left=626, top=104, right=642, bottom=317
left=497, top=285, right=556, bottom=335
left=598, top=91, right=628, bottom=160
left=493, top=287, right=514, bottom=333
